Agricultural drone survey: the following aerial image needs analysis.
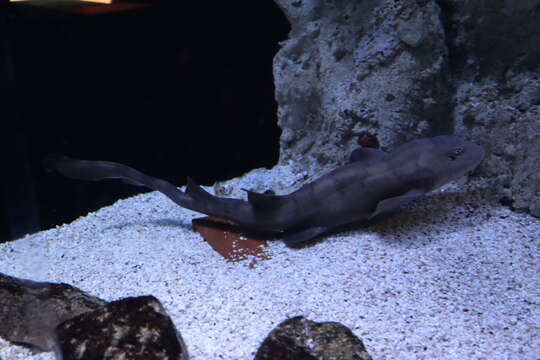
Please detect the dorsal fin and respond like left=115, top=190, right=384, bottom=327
left=349, top=147, right=389, bottom=165
left=242, top=189, right=286, bottom=210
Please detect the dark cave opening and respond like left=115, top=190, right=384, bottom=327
left=0, top=0, right=291, bottom=243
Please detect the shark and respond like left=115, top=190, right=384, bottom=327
left=45, top=135, right=484, bottom=246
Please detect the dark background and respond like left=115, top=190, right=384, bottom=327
left=0, top=0, right=290, bottom=243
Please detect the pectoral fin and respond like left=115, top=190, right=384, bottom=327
left=369, top=188, right=426, bottom=219
left=282, top=226, right=330, bottom=246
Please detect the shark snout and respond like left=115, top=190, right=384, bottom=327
left=468, top=141, right=485, bottom=168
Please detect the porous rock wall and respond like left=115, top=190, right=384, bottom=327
left=272, top=0, right=540, bottom=216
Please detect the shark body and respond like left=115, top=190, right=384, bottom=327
left=46, top=135, right=484, bottom=246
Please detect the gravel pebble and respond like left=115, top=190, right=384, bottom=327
left=0, top=169, right=539, bottom=360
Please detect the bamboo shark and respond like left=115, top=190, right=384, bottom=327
left=45, top=135, right=484, bottom=246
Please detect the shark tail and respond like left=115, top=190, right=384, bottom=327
left=45, top=155, right=259, bottom=227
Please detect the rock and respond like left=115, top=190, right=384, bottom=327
left=192, top=216, right=271, bottom=267
left=255, top=316, right=372, bottom=360
left=355, top=132, right=380, bottom=149
left=0, top=275, right=188, bottom=359
left=273, top=0, right=450, bottom=176
left=0, top=272, right=106, bottom=351
left=446, top=0, right=540, bottom=216
left=273, top=0, right=540, bottom=216
left=55, top=295, right=188, bottom=360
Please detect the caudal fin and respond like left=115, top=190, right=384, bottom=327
left=44, top=155, right=261, bottom=227
left=45, top=155, right=196, bottom=209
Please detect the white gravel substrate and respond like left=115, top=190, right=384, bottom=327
left=1, top=167, right=539, bottom=360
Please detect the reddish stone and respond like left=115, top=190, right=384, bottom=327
left=355, top=132, right=380, bottom=149
left=192, top=217, right=272, bottom=266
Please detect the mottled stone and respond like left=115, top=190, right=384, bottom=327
left=255, top=316, right=372, bottom=360
left=55, top=295, right=188, bottom=360
left=0, top=272, right=106, bottom=351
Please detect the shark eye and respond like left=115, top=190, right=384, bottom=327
left=448, top=147, right=464, bottom=160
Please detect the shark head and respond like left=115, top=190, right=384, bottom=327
left=390, top=135, right=485, bottom=191
left=419, top=135, right=485, bottom=190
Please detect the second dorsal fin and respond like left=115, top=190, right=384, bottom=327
left=243, top=189, right=286, bottom=210
left=349, top=147, right=389, bottom=165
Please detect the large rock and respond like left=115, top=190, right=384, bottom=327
left=55, top=295, right=188, bottom=360
left=0, top=272, right=106, bottom=351
left=255, top=316, right=372, bottom=360
left=272, top=0, right=540, bottom=215
left=273, top=0, right=451, bottom=174
left=446, top=0, right=540, bottom=216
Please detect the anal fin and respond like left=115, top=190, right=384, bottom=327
left=282, top=226, right=330, bottom=247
